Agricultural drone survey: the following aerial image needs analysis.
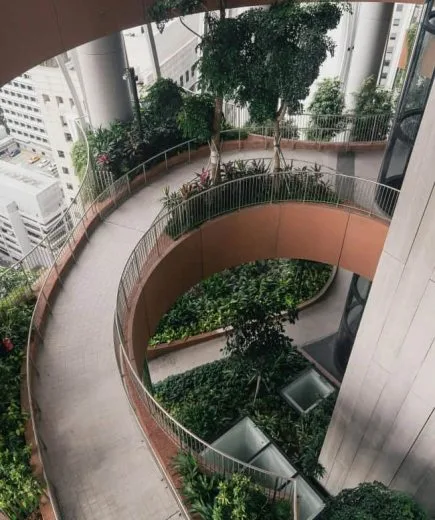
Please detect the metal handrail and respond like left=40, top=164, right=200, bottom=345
left=0, top=118, right=394, bottom=519
left=113, top=159, right=399, bottom=515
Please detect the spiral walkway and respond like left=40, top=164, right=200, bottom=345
left=33, top=148, right=383, bottom=519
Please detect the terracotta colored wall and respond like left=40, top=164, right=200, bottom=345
left=127, top=203, right=389, bottom=372
left=0, top=0, right=421, bottom=87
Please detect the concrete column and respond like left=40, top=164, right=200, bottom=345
left=75, top=33, right=133, bottom=129
left=344, top=3, right=393, bottom=108
left=319, top=81, right=435, bottom=515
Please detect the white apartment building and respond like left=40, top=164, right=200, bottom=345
left=380, top=3, right=423, bottom=89
left=0, top=59, right=83, bottom=199
left=30, top=59, right=84, bottom=199
left=0, top=161, right=67, bottom=264
left=0, top=73, right=50, bottom=156
left=124, top=15, right=202, bottom=90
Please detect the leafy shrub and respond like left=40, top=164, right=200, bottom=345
left=0, top=298, right=42, bottom=518
left=162, top=160, right=337, bottom=239
left=319, top=482, right=428, bottom=520
left=150, top=260, right=332, bottom=345
left=174, top=451, right=291, bottom=520
left=307, top=78, right=345, bottom=141
left=155, top=347, right=334, bottom=478
left=351, top=76, right=393, bottom=142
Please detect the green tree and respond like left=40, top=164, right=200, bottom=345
left=177, top=92, right=215, bottom=143
left=149, top=1, right=232, bottom=179
left=231, top=2, right=343, bottom=170
left=351, top=76, right=393, bottom=141
left=307, top=77, right=345, bottom=141
left=223, top=281, right=298, bottom=403
left=319, top=482, right=428, bottom=520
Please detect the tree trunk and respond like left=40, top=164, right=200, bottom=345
left=273, top=102, right=287, bottom=172
left=209, top=0, right=226, bottom=182
left=211, top=95, right=223, bottom=181
left=273, top=117, right=281, bottom=172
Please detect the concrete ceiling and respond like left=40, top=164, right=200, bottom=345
left=1, top=0, right=420, bottom=86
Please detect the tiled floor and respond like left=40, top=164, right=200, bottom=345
left=34, top=148, right=382, bottom=519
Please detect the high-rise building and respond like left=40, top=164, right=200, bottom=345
left=0, top=160, right=66, bottom=264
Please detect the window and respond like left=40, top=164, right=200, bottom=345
left=42, top=138, right=48, bottom=143
left=62, top=167, right=69, bottom=174
left=390, top=33, right=397, bottom=41
left=58, top=150, right=65, bottom=158
left=393, top=18, right=400, bottom=26
left=191, top=65, right=195, bottom=77
left=30, top=116, right=35, bottom=121
left=66, top=183, right=74, bottom=190
left=42, top=94, right=50, bottom=102
left=387, top=46, right=394, bottom=53
left=23, top=132, right=28, bottom=137
left=179, top=75, right=184, bottom=86
left=24, top=95, right=29, bottom=100
left=31, top=97, right=36, bottom=102
left=64, top=132, right=72, bottom=142
left=384, top=60, right=391, bottom=67
left=56, top=96, right=63, bottom=105
left=13, top=82, right=18, bottom=87
left=10, top=91, right=15, bottom=96
left=381, top=72, right=388, bottom=79
left=23, top=73, right=30, bottom=79
left=69, top=98, right=74, bottom=108
left=60, top=115, right=67, bottom=127
left=33, top=108, right=39, bottom=112
left=27, top=85, right=33, bottom=91
left=186, top=70, right=189, bottom=82
left=396, top=4, right=404, bottom=11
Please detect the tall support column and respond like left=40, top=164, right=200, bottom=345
left=344, top=3, right=394, bottom=108
left=75, top=33, right=133, bottom=129
left=319, top=80, right=435, bottom=515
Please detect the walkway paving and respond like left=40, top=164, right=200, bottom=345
left=33, top=148, right=382, bottom=519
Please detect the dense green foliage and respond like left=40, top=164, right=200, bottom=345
left=155, top=348, right=334, bottom=478
left=319, top=482, right=428, bottom=520
left=150, top=260, right=331, bottom=345
left=162, top=159, right=338, bottom=238
left=177, top=93, right=215, bottom=143
left=0, top=271, right=42, bottom=518
left=351, top=76, right=394, bottom=141
left=174, top=452, right=292, bottom=520
left=232, top=3, right=342, bottom=123
left=307, top=78, right=346, bottom=141
left=141, top=78, right=184, bottom=152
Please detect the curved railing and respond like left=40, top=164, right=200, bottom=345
left=113, top=158, right=399, bottom=516
left=0, top=120, right=393, bottom=518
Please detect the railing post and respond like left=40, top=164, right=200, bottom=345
left=154, top=226, right=160, bottom=256
left=188, top=141, right=191, bottom=163
left=165, top=152, right=168, bottom=170
left=293, top=479, right=298, bottom=520
left=238, top=127, right=241, bottom=150
left=133, top=249, right=141, bottom=279
left=121, top=278, right=129, bottom=310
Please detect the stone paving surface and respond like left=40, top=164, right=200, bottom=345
left=33, top=148, right=382, bottom=519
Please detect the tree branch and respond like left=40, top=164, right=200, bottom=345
left=179, top=16, right=202, bottom=38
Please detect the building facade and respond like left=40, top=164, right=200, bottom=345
left=0, top=161, right=66, bottom=264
